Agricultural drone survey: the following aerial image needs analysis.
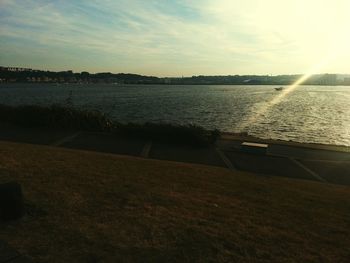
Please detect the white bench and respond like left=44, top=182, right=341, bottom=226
left=241, top=142, right=268, bottom=155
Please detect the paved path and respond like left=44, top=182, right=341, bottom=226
left=0, top=123, right=349, bottom=186
left=215, top=148, right=237, bottom=171
left=140, top=141, right=152, bottom=158
left=289, top=158, right=328, bottom=183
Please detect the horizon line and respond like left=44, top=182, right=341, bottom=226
left=1, top=66, right=349, bottom=78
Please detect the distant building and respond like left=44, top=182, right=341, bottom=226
left=0, top=66, right=32, bottom=72
left=163, top=78, right=172, bottom=84
left=317, top=74, right=337, bottom=85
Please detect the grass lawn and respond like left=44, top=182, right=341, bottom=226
left=0, top=141, right=349, bottom=262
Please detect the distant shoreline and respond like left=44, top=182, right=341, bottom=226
left=1, top=82, right=350, bottom=86
left=1, top=67, right=349, bottom=85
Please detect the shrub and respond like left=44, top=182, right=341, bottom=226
left=115, top=122, right=221, bottom=146
left=0, top=104, right=221, bottom=146
left=0, top=104, right=112, bottom=132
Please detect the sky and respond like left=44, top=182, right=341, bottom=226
left=1, top=0, right=350, bottom=77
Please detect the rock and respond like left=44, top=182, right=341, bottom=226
left=0, top=182, right=25, bottom=221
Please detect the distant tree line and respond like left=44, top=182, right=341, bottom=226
left=0, top=67, right=161, bottom=84
left=0, top=66, right=348, bottom=85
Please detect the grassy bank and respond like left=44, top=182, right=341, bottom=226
left=0, top=141, right=349, bottom=262
left=0, top=104, right=220, bottom=146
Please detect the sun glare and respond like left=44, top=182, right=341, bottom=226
left=238, top=54, right=338, bottom=131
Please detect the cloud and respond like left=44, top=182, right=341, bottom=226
left=1, top=0, right=349, bottom=75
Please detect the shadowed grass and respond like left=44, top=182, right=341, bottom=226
left=0, top=141, right=349, bottom=262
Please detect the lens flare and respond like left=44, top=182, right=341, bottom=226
left=237, top=56, right=336, bottom=132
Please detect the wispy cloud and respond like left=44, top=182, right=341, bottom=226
left=1, top=0, right=349, bottom=75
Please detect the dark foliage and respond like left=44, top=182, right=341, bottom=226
left=115, top=122, right=221, bottom=146
left=0, top=104, right=112, bottom=131
left=0, top=104, right=220, bottom=146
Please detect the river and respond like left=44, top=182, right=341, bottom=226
left=1, top=83, right=349, bottom=146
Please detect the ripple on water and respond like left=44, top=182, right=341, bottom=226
left=0, top=84, right=349, bottom=146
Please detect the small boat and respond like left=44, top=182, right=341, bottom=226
left=275, top=87, right=283, bottom=91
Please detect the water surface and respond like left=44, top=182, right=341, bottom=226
left=0, top=84, right=349, bottom=146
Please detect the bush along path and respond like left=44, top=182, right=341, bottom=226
left=0, top=104, right=221, bottom=147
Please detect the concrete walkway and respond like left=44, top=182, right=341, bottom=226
left=0, top=122, right=349, bottom=186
